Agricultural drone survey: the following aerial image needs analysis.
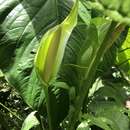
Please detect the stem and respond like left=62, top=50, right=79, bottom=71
left=40, top=115, right=46, bottom=130
left=66, top=22, right=125, bottom=130
left=44, top=87, right=53, bottom=130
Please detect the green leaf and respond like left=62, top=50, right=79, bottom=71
left=21, top=111, right=40, bottom=130
left=0, top=0, right=74, bottom=109
left=83, top=1, right=130, bottom=24
left=76, top=18, right=111, bottom=81
left=83, top=107, right=130, bottom=130
left=47, top=85, right=69, bottom=130
left=78, top=1, right=91, bottom=25
left=59, top=20, right=90, bottom=87
left=121, top=0, right=130, bottom=16
left=77, top=121, right=90, bottom=130
left=98, top=0, right=130, bottom=16
left=99, top=0, right=121, bottom=10
left=0, top=0, right=19, bottom=23
left=91, top=17, right=111, bottom=45
left=87, top=98, right=130, bottom=130
left=83, top=114, right=113, bottom=130
left=116, top=28, right=130, bottom=76
left=94, top=86, right=123, bottom=105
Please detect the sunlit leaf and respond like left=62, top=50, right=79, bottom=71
left=21, top=111, right=40, bottom=130
left=116, top=28, right=130, bottom=76
left=77, top=121, right=90, bottom=130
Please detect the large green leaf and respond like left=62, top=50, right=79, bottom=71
left=59, top=17, right=110, bottom=88
left=0, top=0, right=20, bottom=23
left=85, top=106, right=130, bottom=130
left=0, top=0, right=73, bottom=109
left=59, top=22, right=89, bottom=87
left=83, top=115, right=113, bottom=130
left=87, top=78, right=129, bottom=113
left=86, top=80, right=130, bottom=130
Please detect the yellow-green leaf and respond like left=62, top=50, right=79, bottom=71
left=116, top=28, right=130, bottom=75
left=35, top=0, right=78, bottom=84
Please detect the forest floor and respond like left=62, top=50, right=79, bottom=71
left=0, top=76, right=32, bottom=130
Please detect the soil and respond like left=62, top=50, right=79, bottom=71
left=0, top=77, right=32, bottom=130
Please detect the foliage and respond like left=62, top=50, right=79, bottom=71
left=21, top=111, right=39, bottom=130
left=0, top=0, right=130, bottom=130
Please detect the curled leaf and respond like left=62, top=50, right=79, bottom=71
left=35, top=0, right=78, bottom=84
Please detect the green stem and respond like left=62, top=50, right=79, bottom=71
left=67, top=22, right=125, bottom=130
left=40, top=115, right=46, bottom=130
left=44, top=87, right=53, bottom=130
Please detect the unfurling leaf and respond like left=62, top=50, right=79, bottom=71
left=35, top=0, right=78, bottom=84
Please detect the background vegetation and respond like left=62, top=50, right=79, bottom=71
left=0, top=0, right=130, bottom=130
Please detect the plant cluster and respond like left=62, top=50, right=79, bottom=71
left=0, top=0, right=130, bottom=130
